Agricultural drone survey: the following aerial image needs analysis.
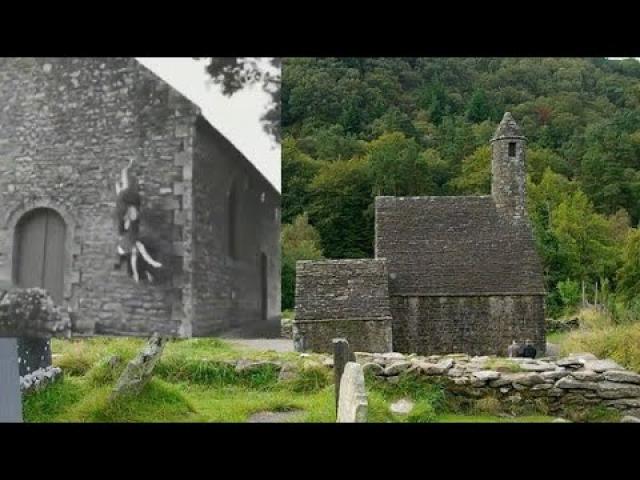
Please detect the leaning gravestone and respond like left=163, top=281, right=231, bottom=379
left=337, top=362, right=368, bottom=423
left=110, top=333, right=168, bottom=401
left=333, top=338, right=356, bottom=413
left=0, top=288, right=70, bottom=422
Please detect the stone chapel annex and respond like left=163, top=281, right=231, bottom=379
left=0, top=58, right=281, bottom=346
left=294, top=112, right=546, bottom=356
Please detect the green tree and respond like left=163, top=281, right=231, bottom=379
left=297, top=124, right=366, bottom=162
left=527, top=148, right=571, bottom=183
left=551, top=190, right=621, bottom=284
left=308, top=157, right=374, bottom=258
left=281, top=214, right=324, bottom=310
left=281, top=137, right=324, bottom=224
left=449, top=145, right=491, bottom=194
left=616, top=228, right=640, bottom=301
left=527, top=170, right=577, bottom=315
left=557, top=278, right=581, bottom=312
left=466, top=89, right=492, bottom=123
left=418, top=82, right=453, bottom=125
left=366, top=132, right=436, bottom=196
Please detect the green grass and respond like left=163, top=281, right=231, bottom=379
left=484, top=357, right=523, bottom=373
left=547, top=331, right=568, bottom=344
left=23, top=337, right=560, bottom=423
left=553, top=308, right=640, bottom=372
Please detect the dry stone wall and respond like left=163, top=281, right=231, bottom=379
left=354, top=351, right=640, bottom=420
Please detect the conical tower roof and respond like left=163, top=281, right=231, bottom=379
left=491, top=112, right=525, bottom=142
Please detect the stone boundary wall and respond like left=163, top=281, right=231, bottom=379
left=353, top=351, right=640, bottom=420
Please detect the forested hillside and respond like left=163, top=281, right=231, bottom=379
left=281, top=57, right=640, bottom=316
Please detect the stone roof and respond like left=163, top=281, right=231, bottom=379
left=491, top=111, right=525, bottom=142
left=375, top=196, right=545, bottom=296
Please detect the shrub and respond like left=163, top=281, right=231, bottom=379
left=557, top=278, right=581, bottom=312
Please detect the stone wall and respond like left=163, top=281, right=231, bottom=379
left=191, top=118, right=281, bottom=337
left=0, top=58, right=281, bottom=338
left=390, top=294, right=546, bottom=356
left=0, top=58, right=194, bottom=336
left=354, top=351, right=640, bottom=420
left=294, top=259, right=392, bottom=353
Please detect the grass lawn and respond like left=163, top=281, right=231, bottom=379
left=546, top=331, right=569, bottom=345
left=23, top=337, right=558, bottom=423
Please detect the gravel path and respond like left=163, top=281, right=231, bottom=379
left=225, top=338, right=294, bottom=353
left=247, top=410, right=305, bottom=423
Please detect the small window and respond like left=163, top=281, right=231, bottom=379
left=508, top=142, right=516, bottom=157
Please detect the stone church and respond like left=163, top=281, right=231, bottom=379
left=0, top=58, right=281, bottom=373
left=294, top=112, right=546, bottom=356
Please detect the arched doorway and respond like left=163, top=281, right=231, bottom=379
left=14, top=208, right=66, bottom=302
left=13, top=208, right=66, bottom=375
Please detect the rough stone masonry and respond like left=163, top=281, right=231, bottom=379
left=0, top=58, right=281, bottom=344
left=353, top=351, right=640, bottom=421
left=294, top=259, right=393, bottom=353
left=294, top=113, right=545, bottom=356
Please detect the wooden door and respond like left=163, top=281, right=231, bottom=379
left=14, top=208, right=65, bottom=303
left=13, top=208, right=65, bottom=375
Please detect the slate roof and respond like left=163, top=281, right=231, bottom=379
left=375, top=196, right=546, bottom=296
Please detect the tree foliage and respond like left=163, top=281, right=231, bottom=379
left=281, top=214, right=324, bottom=310
left=199, top=57, right=281, bottom=142
left=282, top=57, right=640, bottom=314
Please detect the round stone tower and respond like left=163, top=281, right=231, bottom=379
left=490, top=112, right=527, bottom=221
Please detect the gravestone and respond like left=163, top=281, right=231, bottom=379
left=0, top=338, right=22, bottom=422
left=333, top=338, right=356, bottom=413
left=110, top=333, right=168, bottom=400
left=0, top=288, right=69, bottom=423
left=337, top=362, right=368, bottom=423
left=17, top=338, right=52, bottom=376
